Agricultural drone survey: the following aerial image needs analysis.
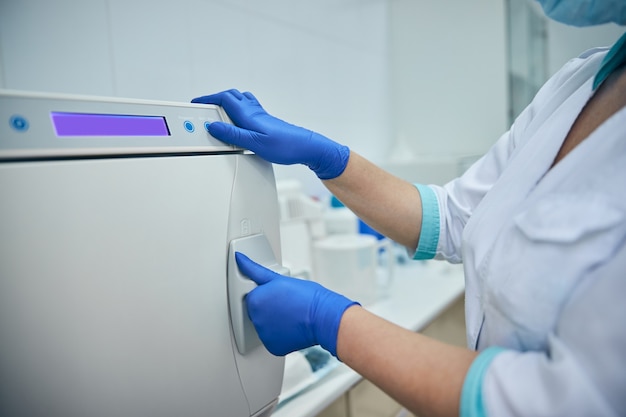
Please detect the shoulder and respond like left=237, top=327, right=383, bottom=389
left=507, top=46, right=609, bottom=149
left=541, top=46, right=608, bottom=94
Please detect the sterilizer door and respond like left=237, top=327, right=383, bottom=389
left=0, top=154, right=253, bottom=417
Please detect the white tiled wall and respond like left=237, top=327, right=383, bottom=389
left=1, top=0, right=392, bottom=195
left=0, top=1, right=389, bottom=150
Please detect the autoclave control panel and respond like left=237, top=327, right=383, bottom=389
left=0, top=90, right=238, bottom=160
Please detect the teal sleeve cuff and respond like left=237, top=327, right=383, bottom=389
left=460, top=347, right=506, bottom=417
left=413, top=184, right=440, bottom=260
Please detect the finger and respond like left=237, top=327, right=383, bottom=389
left=208, top=122, right=256, bottom=149
left=242, top=91, right=258, bottom=102
left=191, top=93, right=223, bottom=105
left=191, top=89, right=243, bottom=105
left=235, top=252, right=281, bottom=285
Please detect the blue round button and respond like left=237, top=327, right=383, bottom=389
left=10, top=115, right=29, bottom=132
left=204, top=121, right=211, bottom=132
left=183, top=120, right=195, bottom=133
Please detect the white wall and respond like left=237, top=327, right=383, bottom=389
left=381, top=0, right=508, bottom=186
left=546, top=21, right=624, bottom=76
left=389, top=0, right=508, bottom=161
left=0, top=0, right=391, bottom=197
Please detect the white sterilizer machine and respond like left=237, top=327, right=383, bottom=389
left=0, top=90, right=285, bottom=417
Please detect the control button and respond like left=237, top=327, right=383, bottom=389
left=183, top=120, right=195, bottom=133
left=204, top=121, right=211, bottom=132
left=10, top=115, right=29, bottom=132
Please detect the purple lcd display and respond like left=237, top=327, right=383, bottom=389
left=51, top=112, right=170, bottom=137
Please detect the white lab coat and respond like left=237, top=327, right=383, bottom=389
left=424, top=45, right=626, bottom=416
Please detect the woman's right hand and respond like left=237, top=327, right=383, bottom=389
left=192, top=89, right=350, bottom=180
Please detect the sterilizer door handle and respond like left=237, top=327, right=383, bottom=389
left=227, top=234, right=289, bottom=355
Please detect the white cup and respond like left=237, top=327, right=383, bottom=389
left=312, top=234, right=392, bottom=305
left=323, top=207, right=359, bottom=235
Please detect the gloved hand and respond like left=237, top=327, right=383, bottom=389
left=235, top=252, right=359, bottom=357
left=191, top=89, right=350, bottom=180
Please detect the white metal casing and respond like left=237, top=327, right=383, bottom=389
left=0, top=90, right=284, bottom=417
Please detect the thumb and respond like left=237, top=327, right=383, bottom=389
left=208, top=122, right=254, bottom=149
left=235, top=252, right=280, bottom=285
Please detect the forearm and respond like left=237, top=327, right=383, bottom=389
left=323, top=151, right=422, bottom=251
left=337, top=306, right=477, bottom=417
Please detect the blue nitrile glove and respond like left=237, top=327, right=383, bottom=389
left=236, top=252, right=359, bottom=357
left=191, top=89, right=350, bottom=180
